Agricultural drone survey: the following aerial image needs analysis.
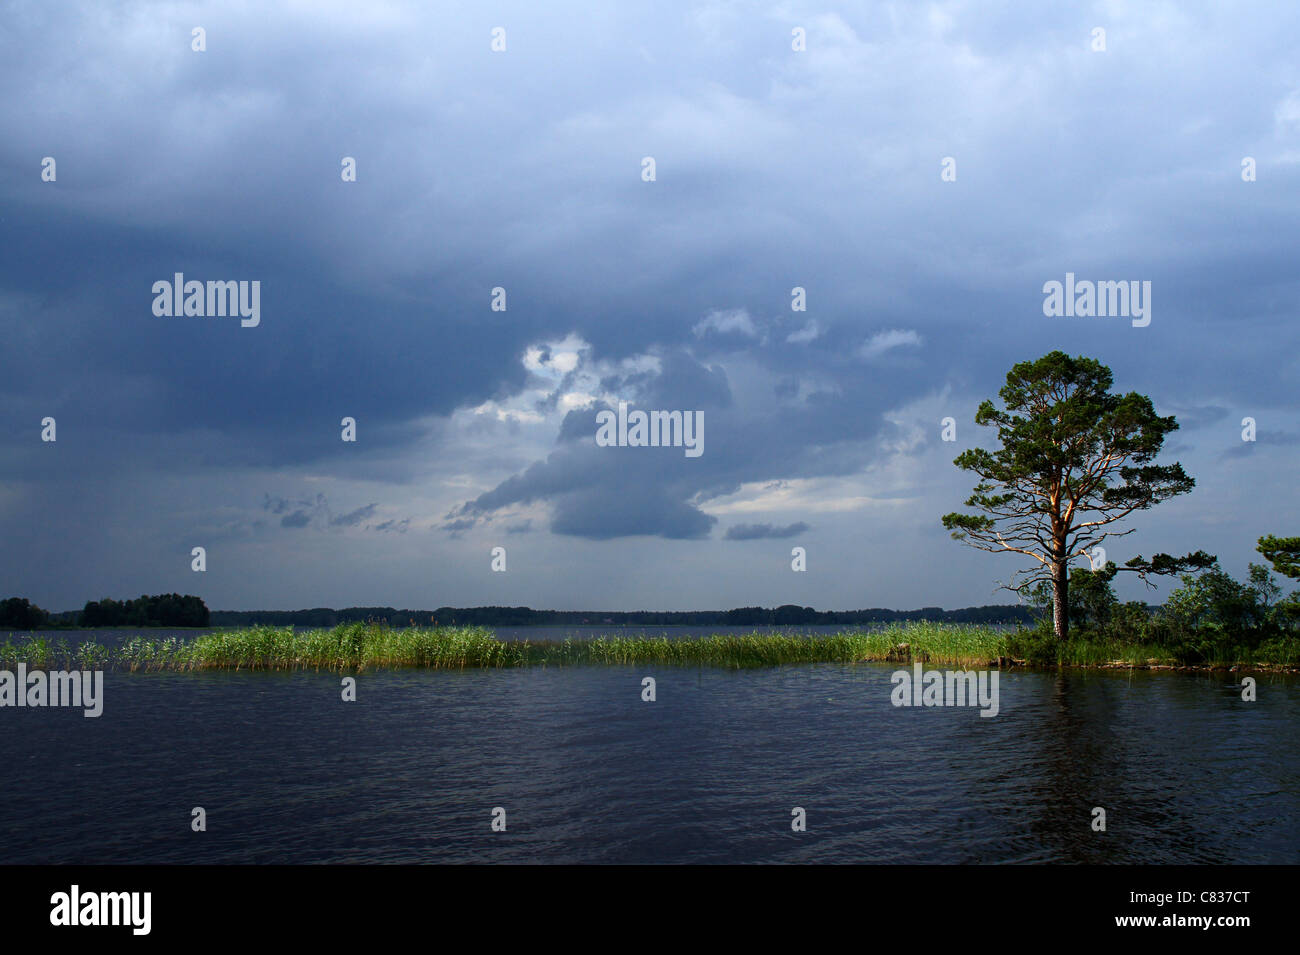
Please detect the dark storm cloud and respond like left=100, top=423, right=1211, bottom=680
left=281, top=510, right=312, bottom=529
left=2, top=1, right=1298, bottom=606
left=550, top=485, right=717, bottom=540
left=451, top=341, right=919, bottom=538
left=725, top=522, right=811, bottom=541
left=264, top=495, right=291, bottom=515
left=263, top=493, right=386, bottom=531
left=331, top=503, right=379, bottom=527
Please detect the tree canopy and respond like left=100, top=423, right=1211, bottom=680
left=943, top=351, right=1212, bottom=640
left=1257, top=535, right=1300, bottom=580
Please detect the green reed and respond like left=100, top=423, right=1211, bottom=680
left=2, top=621, right=1290, bottom=672
left=0, top=621, right=1006, bottom=671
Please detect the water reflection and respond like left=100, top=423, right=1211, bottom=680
left=0, top=663, right=1294, bottom=863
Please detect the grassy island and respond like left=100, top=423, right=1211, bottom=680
left=2, top=620, right=1296, bottom=672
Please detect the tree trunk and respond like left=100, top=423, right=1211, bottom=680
left=1051, top=555, right=1069, bottom=642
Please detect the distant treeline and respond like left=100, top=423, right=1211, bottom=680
left=2, top=597, right=1038, bottom=631
left=0, top=594, right=210, bottom=629
left=207, top=603, right=1038, bottom=628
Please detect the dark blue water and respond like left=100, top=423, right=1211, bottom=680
left=1, top=662, right=1295, bottom=863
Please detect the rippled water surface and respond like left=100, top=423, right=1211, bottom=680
left=1, top=664, right=1296, bottom=863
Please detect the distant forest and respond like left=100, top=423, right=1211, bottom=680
left=1, top=594, right=211, bottom=629
left=206, top=604, right=1038, bottom=627
left=1, top=597, right=1039, bottom=629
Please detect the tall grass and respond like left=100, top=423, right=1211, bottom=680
left=1, top=621, right=1292, bottom=672
left=0, top=621, right=1006, bottom=672
left=0, top=634, right=111, bottom=671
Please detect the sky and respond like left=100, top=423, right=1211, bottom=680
left=2, top=0, right=1298, bottom=614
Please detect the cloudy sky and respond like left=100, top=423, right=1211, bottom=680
left=3, top=0, right=1298, bottom=614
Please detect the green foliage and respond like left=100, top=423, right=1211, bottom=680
left=1008, top=555, right=1298, bottom=667
left=1, top=609, right=1294, bottom=672
left=1257, top=535, right=1300, bottom=579
left=942, top=352, right=1204, bottom=640
left=1254, top=634, right=1300, bottom=667
left=1158, top=563, right=1295, bottom=644
left=0, top=621, right=1009, bottom=671
left=0, top=634, right=109, bottom=670
left=1019, top=562, right=1124, bottom=632
left=1108, top=601, right=1154, bottom=643
left=80, top=594, right=210, bottom=628
left=0, top=597, right=49, bottom=630
left=1006, top=625, right=1061, bottom=665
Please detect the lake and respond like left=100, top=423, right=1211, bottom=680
left=1, top=648, right=1295, bottom=864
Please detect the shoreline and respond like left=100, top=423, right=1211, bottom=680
left=2, top=622, right=1296, bottom=673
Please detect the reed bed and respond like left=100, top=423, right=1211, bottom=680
left=2, top=622, right=1291, bottom=672
left=0, top=621, right=1007, bottom=672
